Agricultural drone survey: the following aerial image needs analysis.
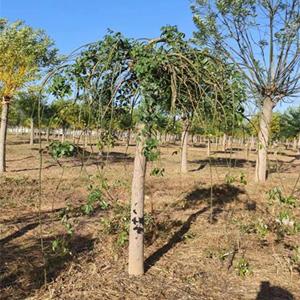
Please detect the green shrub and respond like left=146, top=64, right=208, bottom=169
left=49, top=141, right=77, bottom=159
left=81, top=188, right=110, bottom=215
left=267, top=187, right=297, bottom=207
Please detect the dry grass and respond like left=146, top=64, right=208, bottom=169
left=1, top=134, right=300, bottom=299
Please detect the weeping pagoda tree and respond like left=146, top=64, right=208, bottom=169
left=0, top=19, right=57, bottom=172
left=126, top=26, right=246, bottom=275
left=48, top=26, right=245, bottom=276
left=192, top=0, right=300, bottom=182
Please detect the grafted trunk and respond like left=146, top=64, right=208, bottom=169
left=128, top=125, right=147, bottom=276
left=181, top=120, right=189, bottom=173
left=255, top=97, right=274, bottom=182
left=0, top=98, right=10, bottom=173
left=30, top=118, right=34, bottom=147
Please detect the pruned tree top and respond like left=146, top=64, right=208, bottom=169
left=192, top=0, right=300, bottom=104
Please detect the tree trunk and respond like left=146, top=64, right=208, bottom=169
left=222, top=133, right=227, bottom=152
left=0, top=98, right=10, bottom=173
left=297, top=135, right=300, bottom=155
left=207, top=137, right=211, bottom=157
left=46, top=127, right=50, bottom=143
left=84, top=131, right=88, bottom=148
left=30, top=117, right=34, bottom=147
left=61, top=128, right=65, bottom=143
left=255, top=97, right=274, bottom=182
left=128, top=125, right=147, bottom=276
left=250, top=135, right=255, bottom=151
left=126, top=128, right=131, bottom=148
left=293, top=138, right=297, bottom=151
left=181, top=120, right=189, bottom=173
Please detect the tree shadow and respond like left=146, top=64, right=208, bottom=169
left=189, top=157, right=256, bottom=170
left=256, top=281, right=294, bottom=300
left=9, top=163, right=58, bottom=173
left=184, top=183, right=244, bottom=208
left=0, top=222, right=39, bottom=245
left=7, top=155, right=35, bottom=162
left=269, top=150, right=300, bottom=158
left=190, top=143, right=207, bottom=148
left=8, top=149, right=133, bottom=173
left=0, top=234, right=94, bottom=300
left=78, top=150, right=133, bottom=164
left=7, top=140, right=29, bottom=145
left=144, top=206, right=209, bottom=272
left=145, top=184, right=244, bottom=272
left=1, top=207, right=63, bottom=226
left=268, top=158, right=300, bottom=175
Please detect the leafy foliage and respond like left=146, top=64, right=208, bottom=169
left=48, top=141, right=77, bottom=159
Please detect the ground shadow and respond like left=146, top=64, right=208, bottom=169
left=8, top=149, right=133, bottom=172
left=145, top=184, right=244, bottom=271
left=0, top=222, right=39, bottom=245
left=7, top=155, right=35, bottom=162
left=190, top=143, right=207, bottom=148
left=1, top=207, right=63, bottom=226
left=0, top=234, right=94, bottom=300
left=144, top=206, right=209, bottom=272
left=189, top=158, right=256, bottom=171
left=184, top=183, right=244, bottom=208
left=256, top=281, right=294, bottom=300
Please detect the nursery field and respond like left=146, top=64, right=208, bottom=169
left=1, top=134, right=299, bottom=300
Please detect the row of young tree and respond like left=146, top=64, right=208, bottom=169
left=7, top=93, right=300, bottom=144
left=1, top=0, right=300, bottom=276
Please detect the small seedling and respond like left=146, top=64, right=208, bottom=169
left=267, top=187, right=298, bottom=207
left=225, top=173, right=236, bottom=184
left=150, top=167, right=165, bottom=177
left=239, top=172, right=247, bottom=185
left=51, top=238, right=71, bottom=256
left=255, top=219, right=269, bottom=238
left=235, top=258, right=252, bottom=277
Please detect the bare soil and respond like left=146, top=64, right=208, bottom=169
left=1, top=134, right=300, bottom=300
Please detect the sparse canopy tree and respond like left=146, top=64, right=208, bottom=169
left=192, top=0, right=300, bottom=182
left=0, top=19, right=57, bottom=172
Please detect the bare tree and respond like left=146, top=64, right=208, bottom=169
left=192, top=0, right=300, bottom=182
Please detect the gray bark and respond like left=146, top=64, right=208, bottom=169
left=128, top=125, right=147, bottom=275
left=255, top=97, right=274, bottom=182
left=0, top=98, right=9, bottom=173
left=30, top=117, right=34, bottom=147
left=181, top=120, right=189, bottom=173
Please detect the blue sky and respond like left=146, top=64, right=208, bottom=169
left=0, top=0, right=196, bottom=54
left=1, top=0, right=298, bottom=111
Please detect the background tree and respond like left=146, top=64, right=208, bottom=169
left=0, top=19, right=57, bottom=172
left=192, top=0, right=300, bottom=182
left=249, top=112, right=282, bottom=142
left=280, top=106, right=300, bottom=140
left=14, top=89, right=47, bottom=146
